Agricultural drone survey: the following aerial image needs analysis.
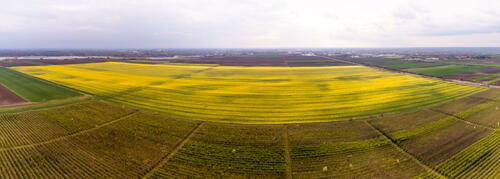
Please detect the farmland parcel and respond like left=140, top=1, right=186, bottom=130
left=0, top=68, right=82, bottom=102
left=13, top=62, right=484, bottom=124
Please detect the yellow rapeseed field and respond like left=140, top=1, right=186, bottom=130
left=13, top=62, right=485, bottom=124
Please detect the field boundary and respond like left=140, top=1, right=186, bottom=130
left=364, top=121, right=447, bottom=178
left=428, top=109, right=497, bottom=131
left=142, top=121, right=205, bottom=179
left=283, top=125, right=292, bottom=179
left=5, top=67, right=93, bottom=96
left=0, top=110, right=138, bottom=152
left=0, top=95, right=93, bottom=114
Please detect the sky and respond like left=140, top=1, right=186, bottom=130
left=1, top=0, right=500, bottom=48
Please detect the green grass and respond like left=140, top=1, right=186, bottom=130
left=406, top=65, right=492, bottom=77
left=0, top=68, right=81, bottom=102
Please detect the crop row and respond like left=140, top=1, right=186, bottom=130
left=0, top=138, right=131, bottom=178
left=0, top=108, right=199, bottom=178
left=0, top=100, right=134, bottom=148
left=464, top=100, right=500, bottom=128
left=287, top=121, right=426, bottom=178
left=431, top=131, right=500, bottom=178
left=150, top=123, right=287, bottom=178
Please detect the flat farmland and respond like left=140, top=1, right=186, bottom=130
left=0, top=84, right=27, bottom=106
left=150, top=123, right=287, bottom=178
left=0, top=100, right=199, bottom=178
left=0, top=90, right=500, bottom=177
left=13, top=62, right=485, bottom=124
left=0, top=68, right=82, bottom=102
left=287, top=121, right=427, bottom=178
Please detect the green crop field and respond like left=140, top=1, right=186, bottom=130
left=406, top=64, right=492, bottom=77
left=0, top=68, right=82, bottom=102
left=13, top=62, right=485, bottom=124
left=351, top=58, right=447, bottom=70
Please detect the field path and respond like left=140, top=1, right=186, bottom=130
left=142, top=121, right=205, bottom=179
left=283, top=125, right=292, bottom=179
left=0, top=110, right=138, bottom=152
left=428, top=109, right=497, bottom=131
left=364, top=121, right=448, bottom=178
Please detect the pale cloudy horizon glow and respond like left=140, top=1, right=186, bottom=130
left=1, top=0, right=499, bottom=48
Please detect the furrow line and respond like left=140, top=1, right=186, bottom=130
left=283, top=125, right=292, bottom=179
left=142, top=121, right=204, bottom=179
left=0, top=110, right=138, bottom=152
left=364, top=121, right=447, bottom=179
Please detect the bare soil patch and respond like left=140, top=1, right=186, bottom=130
left=0, top=84, right=27, bottom=106
left=445, top=67, right=500, bottom=80
left=445, top=71, right=486, bottom=80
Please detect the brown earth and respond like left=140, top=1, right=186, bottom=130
left=445, top=67, right=500, bottom=80
left=490, top=81, right=500, bottom=86
left=0, top=84, right=28, bottom=106
left=444, top=71, right=486, bottom=80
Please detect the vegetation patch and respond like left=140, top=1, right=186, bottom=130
left=465, top=101, right=500, bottom=128
left=0, top=84, right=27, bottom=106
left=13, top=62, right=484, bottom=124
left=0, top=100, right=134, bottom=147
left=0, top=68, right=81, bottom=102
left=406, top=65, right=492, bottom=77
left=400, top=122, right=491, bottom=166
left=351, top=58, right=447, bottom=69
left=0, top=104, right=198, bottom=178
left=431, top=131, right=500, bottom=178
left=431, top=95, right=492, bottom=114
left=288, top=121, right=426, bottom=178
left=151, top=123, right=287, bottom=178
left=369, top=109, right=447, bottom=134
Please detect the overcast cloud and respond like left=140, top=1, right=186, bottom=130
left=0, top=0, right=499, bottom=48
